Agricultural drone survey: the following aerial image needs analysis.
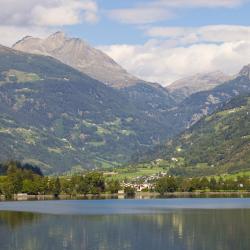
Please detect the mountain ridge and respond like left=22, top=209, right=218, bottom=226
left=164, top=68, right=250, bottom=135
left=13, top=31, right=142, bottom=88
left=135, top=94, right=250, bottom=177
left=0, top=45, right=177, bottom=174
left=167, top=71, right=231, bottom=102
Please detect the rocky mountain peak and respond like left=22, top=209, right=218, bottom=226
left=167, top=71, right=231, bottom=102
left=43, top=31, right=69, bottom=52
left=12, top=32, right=139, bottom=88
left=0, top=44, right=9, bottom=51
left=168, top=71, right=229, bottom=91
left=239, top=64, right=250, bottom=79
left=48, top=31, right=66, bottom=40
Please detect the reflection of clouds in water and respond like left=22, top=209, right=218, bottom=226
left=1, top=199, right=250, bottom=215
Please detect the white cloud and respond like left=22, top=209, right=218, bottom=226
left=99, top=25, right=250, bottom=85
left=0, top=0, right=98, bottom=46
left=100, top=39, right=250, bottom=85
left=0, top=0, right=98, bottom=26
left=0, top=25, right=51, bottom=47
left=107, top=0, right=248, bottom=25
left=33, top=1, right=98, bottom=26
left=156, top=0, right=247, bottom=8
left=146, top=25, right=250, bottom=44
left=108, top=7, right=172, bottom=24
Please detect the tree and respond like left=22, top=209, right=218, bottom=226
left=85, top=172, right=105, bottom=194
left=1, top=179, right=15, bottom=199
left=54, top=177, right=61, bottom=196
left=179, top=178, right=193, bottom=192
left=189, top=178, right=202, bottom=191
left=60, top=178, right=73, bottom=195
left=124, top=186, right=136, bottom=197
left=209, top=177, right=217, bottom=191
left=22, top=179, right=36, bottom=195
left=155, top=176, right=178, bottom=195
left=107, top=180, right=121, bottom=194
left=49, top=177, right=61, bottom=196
left=7, top=165, right=23, bottom=194
left=78, top=177, right=89, bottom=195
left=200, top=177, right=209, bottom=190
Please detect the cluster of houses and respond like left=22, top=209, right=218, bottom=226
left=122, top=172, right=168, bottom=192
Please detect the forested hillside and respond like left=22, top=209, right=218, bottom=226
left=139, top=94, right=250, bottom=176
left=0, top=45, right=176, bottom=174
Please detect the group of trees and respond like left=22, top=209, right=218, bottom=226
left=1, top=161, right=250, bottom=199
left=155, top=176, right=250, bottom=195
left=59, top=173, right=120, bottom=196
left=0, top=161, right=121, bottom=199
left=0, top=161, right=46, bottom=198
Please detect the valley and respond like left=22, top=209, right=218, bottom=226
left=0, top=33, right=249, bottom=178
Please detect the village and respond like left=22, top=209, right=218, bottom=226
left=120, top=172, right=168, bottom=192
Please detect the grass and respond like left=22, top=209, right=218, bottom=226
left=94, top=157, right=119, bottom=169
left=109, top=166, right=167, bottom=181
left=0, top=176, right=7, bottom=182
left=48, top=147, right=63, bottom=154
left=22, top=159, right=52, bottom=171
left=120, top=129, right=136, bottom=136
left=219, top=171, right=250, bottom=180
left=14, top=95, right=27, bottom=110
left=6, top=69, right=41, bottom=83
left=88, top=140, right=106, bottom=147
left=216, top=107, right=243, bottom=117
left=15, top=128, right=38, bottom=145
left=0, top=127, right=39, bottom=145
left=96, top=126, right=111, bottom=135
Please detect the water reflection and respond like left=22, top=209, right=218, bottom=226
left=0, top=209, right=250, bottom=250
left=0, top=211, right=41, bottom=229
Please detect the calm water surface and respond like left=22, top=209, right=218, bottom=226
left=0, top=199, right=250, bottom=250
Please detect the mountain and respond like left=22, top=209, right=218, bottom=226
left=0, top=45, right=176, bottom=174
left=13, top=32, right=141, bottom=88
left=13, top=31, right=175, bottom=121
left=5, top=33, right=250, bottom=176
left=238, top=64, right=250, bottom=79
left=143, top=94, right=250, bottom=177
left=167, top=71, right=231, bottom=102
left=163, top=65, right=250, bottom=136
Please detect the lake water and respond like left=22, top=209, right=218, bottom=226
left=1, top=199, right=250, bottom=250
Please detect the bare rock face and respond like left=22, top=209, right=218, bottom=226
left=238, top=64, right=250, bottom=79
left=167, top=71, right=231, bottom=102
left=13, top=31, right=139, bottom=88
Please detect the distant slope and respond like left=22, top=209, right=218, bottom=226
left=167, top=71, right=231, bottom=102
left=131, top=65, right=250, bottom=164
left=0, top=45, right=176, bottom=174
left=142, top=94, right=250, bottom=176
left=164, top=65, right=250, bottom=136
left=13, top=32, right=140, bottom=88
left=13, top=31, right=176, bottom=122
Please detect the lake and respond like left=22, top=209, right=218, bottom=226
left=1, top=199, right=250, bottom=250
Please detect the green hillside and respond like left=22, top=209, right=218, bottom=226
left=1, top=44, right=250, bottom=176
left=0, top=45, right=176, bottom=174
left=141, top=94, right=250, bottom=176
left=164, top=68, right=250, bottom=137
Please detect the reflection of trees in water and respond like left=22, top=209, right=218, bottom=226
left=0, top=210, right=250, bottom=250
left=172, top=209, right=250, bottom=250
left=0, top=211, right=41, bottom=229
left=0, top=211, right=43, bottom=250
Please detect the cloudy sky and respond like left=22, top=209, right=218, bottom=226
left=1, top=0, right=250, bottom=85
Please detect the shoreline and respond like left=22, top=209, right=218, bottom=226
left=1, top=191, right=250, bottom=201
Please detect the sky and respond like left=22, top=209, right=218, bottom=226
left=1, top=0, right=250, bottom=85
